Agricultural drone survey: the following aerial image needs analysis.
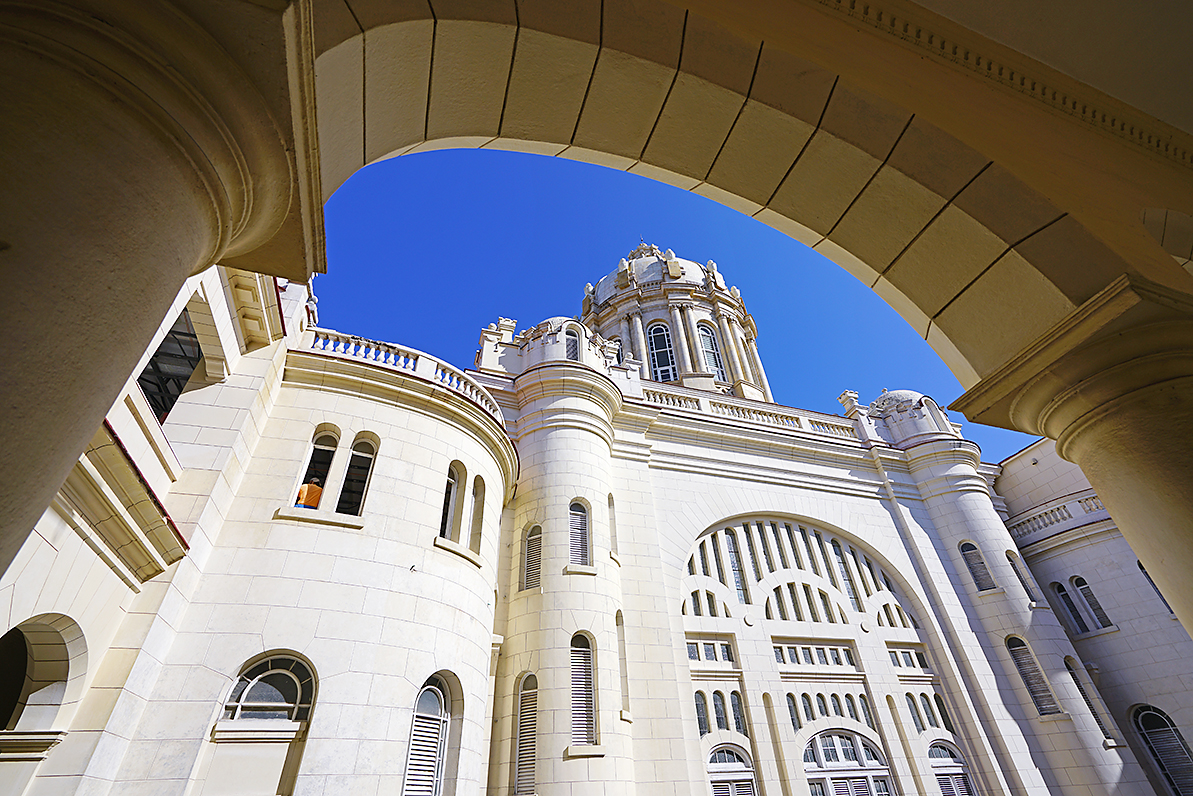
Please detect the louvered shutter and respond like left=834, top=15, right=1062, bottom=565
left=1007, top=641, right=1060, bottom=714
left=571, top=644, right=595, bottom=744
left=569, top=506, right=589, bottom=565
left=514, top=687, right=537, bottom=794
left=524, top=530, right=541, bottom=589
left=712, top=784, right=732, bottom=796
left=833, top=780, right=852, bottom=796
left=937, top=774, right=957, bottom=796
left=733, top=781, right=756, bottom=796
left=1143, top=725, right=1193, bottom=793
left=1076, top=579, right=1113, bottom=628
left=402, top=712, right=445, bottom=795
left=849, top=779, right=872, bottom=796
left=960, top=544, right=996, bottom=590
left=954, top=774, right=975, bottom=796
left=1065, top=661, right=1112, bottom=738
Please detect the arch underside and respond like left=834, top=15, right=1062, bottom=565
left=312, top=0, right=1173, bottom=390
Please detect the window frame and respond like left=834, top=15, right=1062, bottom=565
left=646, top=322, right=678, bottom=382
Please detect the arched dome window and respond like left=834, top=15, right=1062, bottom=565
left=1134, top=705, right=1193, bottom=794
left=803, top=730, right=892, bottom=796
left=647, top=323, right=677, bottom=382
left=698, top=324, right=727, bottom=382
left=565, top=329, right=580, bottom=361
left=223, top=656, right=315, bottom=721
left=403, top=678, right=451, bottom=795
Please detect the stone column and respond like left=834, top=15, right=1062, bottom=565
left=716, top=312, right=745, bottom=384
left=682, top=306, right=708, bottom=373
left=952, top=275, right=1193, bottom=631
left=618, top=316, right=632, bottom=364
left=728, top=317, right=756, bottom=383
left=630, top=313, right=649, bottom=379
left=745, top=337, right=774, bottom=402
left=668, top=304, right=693, bottom=374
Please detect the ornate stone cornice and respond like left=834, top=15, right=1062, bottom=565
left=805, top=0, right=1193, bottom=168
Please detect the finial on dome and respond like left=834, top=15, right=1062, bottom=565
left=730, top=285, right=741, bottom=299
left=706, top=260, right=717, bottom=273
left=618, top=258, right=628, bottom=271
left=664, top=248, right=675, bottom=260
left=585, top=282, right=595, bottom=296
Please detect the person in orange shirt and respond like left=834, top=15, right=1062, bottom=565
left=295, top=477, right=323, bottom=509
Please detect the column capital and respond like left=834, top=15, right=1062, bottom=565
left=951, top=274, right=1193, bottom=449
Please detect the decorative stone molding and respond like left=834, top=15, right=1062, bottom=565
left=804, top=0, right=1193, bottom=168
left=0, top=731, right=67, bottom=762
left=211, top=720, right=304, bottom=744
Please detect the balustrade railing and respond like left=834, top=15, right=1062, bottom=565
left=639, top=383, right=859, bottom=440
left=1007, top=493, right=1108, bottom=541
left=305, top=328, right=503, bottom=421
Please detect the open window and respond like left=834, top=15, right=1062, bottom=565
left=296, top=430, right=338, bottom=509
left=136, top=308, right=204, bottom=423
left=439, top=463, right=466, bottom=540
left=335, top=437, right=376, bottom=516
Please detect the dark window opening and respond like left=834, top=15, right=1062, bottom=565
left=137, top=309, right=204, bottom=423
left=0, top=627, right=28, bottom=729
left=335, top=441, right=376, bottom=516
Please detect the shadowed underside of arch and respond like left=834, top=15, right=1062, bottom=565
left=308, top=0, right=1184, bottom=390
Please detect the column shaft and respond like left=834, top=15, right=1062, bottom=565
left=746, top=337, right=774, bottom=402
left=716, top=314, right=745, bottom=383
left=683, top=306, right=708, bottom=373
left=669, top=304, right=693, bottom=374
left=630, top=313, right=649, bottom=379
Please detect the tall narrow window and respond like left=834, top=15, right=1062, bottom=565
left=1006, top=637, right=1060, bottom=715
left=1073, top=577, right=1112, bottom=628
left=713, top=691, right=729, bottom=730
left=731, top=691, right=748, bottom=736
left=439, top=465, right=461, bottom=539
left=1054, top=583, right=1090, bottom=634
left=403, top=680, right=450, bottom=795
left=906, top=694, right=925, bottom=731
left=616, top=612, right=630, bottom=714
left=1140, top=561, right=1175, bottom=614
left=788, top=694, right=801, bottom=730
left=335, top=439, right=376, bottom=515
left=802, top=694, right=815, bottom=722
left=920, top=694, right=939, bottom=727
left=1134, top=705, right=1193, bottom=795
left=698, top=324, right=727, bottom=382
left=468, top=476, right=485, bottom=553
left=647, top=323, right=677, bottom=382
left=831, top=540, right=862, bottom=611
left=695, top=692, right=710, bottom=736
left=859, top=695, right=874, bottom=728
left=515, top=675, right=538, bottom=795
left=565, top=329, right=580, bottom=360
left=708, top=746, right=757, bottom=796
left=569, top=503, right=590, bottom=566
left=845, top=695, right=857, bottom=721
left=522, top=526, right=542, bottom=590
left=296, top=432, right=338, bottom=508
left=137, top=309, right=204, bottom=423
left=725, top=530, right=750, bottom=604
left=934, top=694, right=955, bottom=733
left=1065, top=659, right=1112, bottom=739
left=1006, top=552, right=1037, bottom=601
left=608, top=494, right=619, bottom=556
left=570, top=635, right=596, bottom=745
left=959, top=543, right=996, bottom=590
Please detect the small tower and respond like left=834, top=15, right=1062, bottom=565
left=581, top=243, right=773, bottom=401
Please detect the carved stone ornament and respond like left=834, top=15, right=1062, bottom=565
left=868, top=388, right=926, bottom=415
left=626, top=242, right=663, bottom=260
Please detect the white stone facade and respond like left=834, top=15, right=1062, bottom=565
left=0, top=248, right=1184, bottom=796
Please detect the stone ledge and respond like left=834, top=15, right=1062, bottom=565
left=273, top=505, right=366, bottom=529
left=0, top=731, right=67, bottom=762
left=564, top=564, right=597, bottom=576
left=433, top=536, right=482, bottom=568
left=212, top=719, right=304, bottom=743
left=563, top=744, right=606, bottom=759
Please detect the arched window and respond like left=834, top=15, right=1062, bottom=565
left=831, top=540, right=863, bottom=611
left=905, top=694, right=925, bottom=732
left=804, top=731, right=892, bottom=796
left=0, top=627, right=26, bottom=729
left=647, top=323, right=677, bottom=382
left=610, top=337, right=624, bottom=365
left=787, top=694, right=802, bottom=731
left=695, top=692, right=710, bottom=736
left=959, top=542, right=996, bottom=591
left=223, top=656, right=315, bottom=721
left=608, top=494, right=619, bottom=555
left=859, top=695, right=875, bottom=728
left=831, top=695, right=843, bottom=716
left=565, top=329, right=580, bottom=361
left=708, top=746, right=757, bottom=796
left=929, top=744, right=975, bottom=796
left=845, top=695, right=858, bottom=721
left=698, top=324, right=727, bottom=382
left=1073, top=577, right=1112, bottom=628
left=514, top=674, right=538, bottom=795
left=569, top=502, right=590, bottom=566
left=731, top=691, right=748, bottom=736
left=468, top=476, right=485, bottom=553
left=403, top=678, right=451, bottom=795
left=1064, top=659, right=1112, bottom=739
left=816, top=694, right=828, bottom=717
left=1139, top=560, right=1174, bottom=614
left=1006, top=637, right=1060, bottom=715
left=616, top=612, right=630, bottom=713
left=296, top=431, right=338, bottom=508
left=714, top=691, right=729, bottom=730
left=725, top=530, right=749, bottom=604
left=1006, top=551, right=1037, bottom=601
left=934, top=694, right=955, bottom=733
left=1054, top=582, right=1091, bottom=634
left=1134, top=705, right=1193, bottom=795
left=439, top=464, right=463, bottom=540
left=335, top=438, right=376, bottom=515
left=920, top=694, right=939, bottom=727
left=523, top=526, right=542, bottom=590
left=570, top=634, right=596, bottom=745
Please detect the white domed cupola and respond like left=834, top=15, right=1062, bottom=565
left=581, top=244, right=772, bottom=402
left=867, top=388, right=961, bottom=449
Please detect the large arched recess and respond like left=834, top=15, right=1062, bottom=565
left=311, top=0, right=1193, bottom=392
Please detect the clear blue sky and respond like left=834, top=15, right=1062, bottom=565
left=319, top=148, right=1037, bottom=463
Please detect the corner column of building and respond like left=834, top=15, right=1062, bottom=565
left=668, top=304, right=694, bottom=375
left=954, top=275, right=1193, bottom=632
left=630, top=312, right=650, bottom=379
left=0, top=2, right=306, bottom=573
left=744, top=336, right=773, bottom=403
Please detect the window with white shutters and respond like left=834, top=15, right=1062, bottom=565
left=1135, top=705, right=1193, bottom=795
left=523, top=526, right=542, bottom=590
left=708, top=747, right=757, bottom=796
left=1006, top=637, right=1060, bottom=715
left=402, top=684, right=449, bottom=796
left=515, top=675, right=537, bottom=795
left=699, top=325, right=727, bottom=382
left=1065, top=660, right=1112, bottom=739
left=805, top=731, right=892, bottom=796
left=959, top=543, right=996, bottom=591
left=570, top=634, right=596, bottom=744
left=569, top=503, right=589, bottom=566
left=936, top=774, right=975, bottom=796
left=1054, top=583, right=1090, bottom=634
left=1073, top=577, right=1113, bottom=628
left=1006, top=552, right=1037, bottom=601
